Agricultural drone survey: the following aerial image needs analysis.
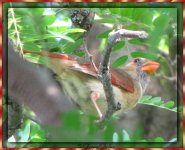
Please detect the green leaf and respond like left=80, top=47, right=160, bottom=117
left=164, top=101, right=175, bottom=108
left=172, top=107, right=177, bottom=112
left=120, top=8, right=134, bottom=18
left=131, top=51, right=158, bottom=61
left=23, top=43, right=40, bottom=51
left=30, top=137, right=46, bottom=142
left=122, top=130, right=130, bottom=142
left=128, top=39, right=143, bottom=45
left=43, top=15, right=55, bottom=25
left=48, top=26, right=67, bottom=32
left=153, top=137, right=165, bottom=142
left=96, top=29, right=111, bottom=39
left=150, top=97, right=161, bottom=102
left=109, top=8, right=120, bottom=14
left=94, top=19, right=115, bottom=24
left=138, top=95, right=177, bottom=112
left=139, top=95, right=152, bottom=103
left=30, top=123, right=45, bottom=138
left=112, top=132, right=119, bottom=142
left=64, top=28, right=86, bottom=33
left=168, top=138, right=177, bottom=142
left=164, top=138, right=177, bottom=147
left=150, top=97, right=163, bottom=105
left=62, top=111, right=81, bottom=130
left=62, top=38, right=83, bottom=54
left=75, top=51, right=85, bottom=57
left=111, top=55, right=128, bottom=68
left=153, top=14, right=168, bottom=29
left=48, top=31, right=75, bottom=43
left=112, top=41, right=125, bottom=52
left=32, top=8, right=44, bottom=15
left=18, top=121, right=31, bottom=142
left=147, top=14, right=169, bottom=50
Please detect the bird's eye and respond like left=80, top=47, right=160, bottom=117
left=134, top=58, right=141, bottom=63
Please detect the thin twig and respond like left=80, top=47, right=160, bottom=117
left=83, top=35, right=98, bottom=73
left=98, top=29, right=148, bottom=123
left=10, top=7, right=24, bottom=56
left=156, top=73, right=176, bottom=83
left=158, top=51, right=177, bottom=76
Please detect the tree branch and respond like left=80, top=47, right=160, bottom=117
left=155, top=74, right=177, bottom=83
left=158, top=51, right=177, bottom=76
left=83, top=36, right=98, bottom=73
left=98, top=29, right=148, bottom=123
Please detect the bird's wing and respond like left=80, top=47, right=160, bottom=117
left=71, top=63, right=97, bottom=76
left=71, top=63, right=135, bottom=93
left=110, top=68, right=134, bottom=93
left=23, top=50, right=134, bottom=93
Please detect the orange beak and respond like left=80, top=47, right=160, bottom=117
left=141, top=60, right=160, bottom=75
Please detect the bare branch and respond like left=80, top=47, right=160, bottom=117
left=98, top=29, right=148, bottom=123
left=156, top=73, right=176, bottom=83
left=158, top=51, right=176, bottom=76
left=83, top=36, right=98, bottom=73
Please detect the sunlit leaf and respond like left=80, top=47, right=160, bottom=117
left=96, top=29, right=111, bottom=39
left=32, top=8, right=44, bottom=15
left=43, top=15, right=55, bottom=25
left=112, top=55, right=128, bottom=68
left=164, top=101, right=175, bottom=108
left=164, top=138, right=177, bottom=147
left=153, top=137, right=165, bottom=142
left=62, top=38, right=83, bottom=54
left=122, top=130, right=130, bottom=142
left=23, top=42, right=41, bottom=51
left=128, top=39, right=143, bottom=45
left=131, top=51, right=158, bottom=61
left=112, top=41, right=125, bottom=52
left=112, top=132, right=119, bottom=142
left=18, top=121, right=31, bottom=142
left=139, top=95, right=177, bottom=112
left=64, top=28, right=86, bottom=33
left=48, top=31, right=75, bottom=43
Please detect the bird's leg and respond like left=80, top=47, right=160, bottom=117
left=90, top=91, right=103, bottom=119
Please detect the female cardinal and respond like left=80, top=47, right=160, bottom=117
left=24, top=50, right=160, bottom=118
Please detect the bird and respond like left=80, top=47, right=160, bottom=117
left=23, top=50, right=160, bottom=118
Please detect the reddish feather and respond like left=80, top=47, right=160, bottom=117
left=74, top=63, right=134, bottom=93
left=24, top=50, right=74, bottom=60
left=23, top=50, right=134, bottom=93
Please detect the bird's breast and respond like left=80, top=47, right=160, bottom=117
left=86, top=78, right=143, bottom=115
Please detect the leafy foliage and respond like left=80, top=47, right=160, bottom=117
left=7, top=110, right=177, bottom=147
left=111, top=55, right=128, bottom=68
left=138, top=95, right=178, bottom=112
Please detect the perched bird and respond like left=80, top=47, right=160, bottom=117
left=24, top=50, right=160, bottom=118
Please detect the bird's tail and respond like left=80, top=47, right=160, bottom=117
left=23, top=50, right=78, bottom=75
left=23, top=50, right=74, bottom=61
